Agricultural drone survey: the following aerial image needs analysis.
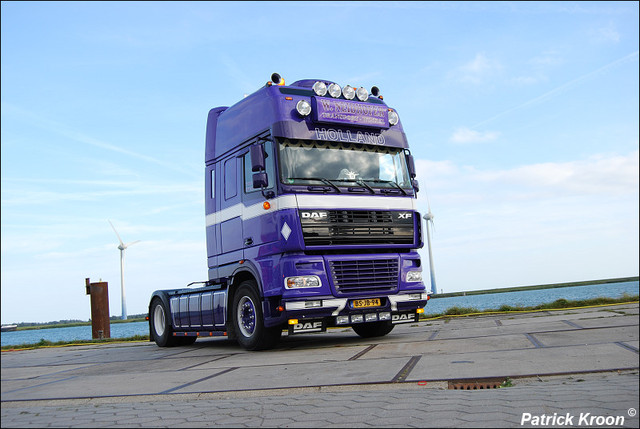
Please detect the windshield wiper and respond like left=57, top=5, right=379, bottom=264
left=287, top=177, right=341, bottom=193
left=330, top=178, right=376, bottom=194
left=361, top=179, right=408, bottom=195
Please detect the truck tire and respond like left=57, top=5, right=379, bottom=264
left=352, top=321, right=395, bottom=338
left=150, top=297, right=196, bottom=347
left=231, top=280, right=282, bottom=350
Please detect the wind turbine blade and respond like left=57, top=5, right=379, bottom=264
left=124, top=240, right=141, bottom=248
left=108, top=220, right=125, bottom=247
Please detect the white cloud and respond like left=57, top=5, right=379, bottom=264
left=509, top=75, right=542, bottom=86
left=453, top=53, right=503, bottom=84
left=472, top=150, right=639, bottom=196
left=1, top=102, right=199, bottom=178
left=592, top=21, right=621, bottom=43
left=450, top=127, right=500, bottom=144
left=473, top=51, right=639, bottom=128
left=414, top=151, right=639, bottom=293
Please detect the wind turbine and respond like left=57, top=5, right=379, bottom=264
left=423, top=201, right=437, bottom=295
left=108, top=220, right=140, bottom=320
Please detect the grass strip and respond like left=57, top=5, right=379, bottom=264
left=2, top=334, right=149, bottom=352
left=421, top=294, right=638, bottom=320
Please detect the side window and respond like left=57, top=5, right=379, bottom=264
left=224, top=158, right=237, bottom=200
left=244, top=140, right=275, bottom=193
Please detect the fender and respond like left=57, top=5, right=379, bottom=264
left=230, top=260, right=286, bottom=328
left=148, top=290, right=173, bottom=335
left=230, top=260, right=264, bottom=295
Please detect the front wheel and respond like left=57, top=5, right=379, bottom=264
left=231, top=281, right=282, bottom=350
left=352, top=321, right=395, bottom=338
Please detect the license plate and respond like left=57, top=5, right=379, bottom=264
left=352, top=298, right=381, bottom=309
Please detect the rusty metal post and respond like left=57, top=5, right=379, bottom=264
left=85, top=278, right=111, bottom=339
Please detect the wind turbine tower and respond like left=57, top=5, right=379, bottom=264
left=423, top=208, right=437, bottom=295
left=108, top=220, right=140, bottom=320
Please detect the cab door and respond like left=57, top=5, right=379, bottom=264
left=241, top=139, right=278, bottom=256
left=218, top=154, right=244, bottom=266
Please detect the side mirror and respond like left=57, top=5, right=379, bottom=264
left=250, top=144, right=266, bottom=172
left=412, top=179, right=420, bottom=193
left=253, top=172, right=268, bottom=189
left=406, top=154, right=417, bottom=179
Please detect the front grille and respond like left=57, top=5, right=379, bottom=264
left=301, top=210, right=414, bottom=246
left=329, top=258, right=399, bottom=295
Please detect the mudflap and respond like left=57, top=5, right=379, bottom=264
left=288, top=320, right=326, bottom=335
left=391, top=311, right=418, bottom=324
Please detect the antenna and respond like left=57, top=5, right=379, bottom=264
left=108, top=220, right=140, bottom=320
left=423, top=195, right=437, bottom=295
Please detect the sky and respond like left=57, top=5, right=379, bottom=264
left=1, top=1, right=638, bottom=324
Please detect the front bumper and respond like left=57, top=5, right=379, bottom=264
left=283, top=292, right=429, bottom=334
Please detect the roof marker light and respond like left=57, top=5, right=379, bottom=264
left=328, top=83, right=341, bottom=98
left=313, top=81, right=327, bottom=96
left=342, top=85, right=355, bottom=100
left=356, top=87, right=369, bottom=101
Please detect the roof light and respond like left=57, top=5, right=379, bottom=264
left=342, top=85, right=355, bottom=100
left=388, top=109, right=399, bottom=126
left=371, top=86, right=380, bottom=97
left=312, top=81, right=327, bottom=96
left=356, top=87, right=369, bottom=101
left=296, top=100, right=312, bottom=116
left=328, top=83, right=341, bottom=98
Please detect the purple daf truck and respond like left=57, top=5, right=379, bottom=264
left=149, top=74, right=429, bottom=350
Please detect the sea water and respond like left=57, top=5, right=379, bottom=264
left=424, top=280, right=638, bottom=315
left=1, top=280, right=637, bottom=347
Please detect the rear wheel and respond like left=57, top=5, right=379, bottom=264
left=150, top=297, right=196, bottom=346
left=150, top=297, right=175, bottom=347
left=352, top=321, right=395, bottom=338
left=231, top=280, right=282, bottom=350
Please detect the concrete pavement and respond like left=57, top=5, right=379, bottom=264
left=2, top=303, right=638, bottom=427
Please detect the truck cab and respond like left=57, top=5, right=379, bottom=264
left=149, top=74, right=429, bottom=350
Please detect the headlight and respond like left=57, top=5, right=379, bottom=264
left=312, top=81, right=327, bottom=96
left=388, top=109, right=399, bottom=125
left=356, top=87, right=369, bottom=101
left=342, top=85, right=355, bottom=100
left=296, top=100, right=312, bottom=116
left=328, top=83, right=341, bottom=98
left=406, top=270, right=422, bottom=283
left=285, top=275, right=321, bottom=289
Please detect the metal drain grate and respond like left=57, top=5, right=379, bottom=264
left=448, top=378, right=506, bottom=390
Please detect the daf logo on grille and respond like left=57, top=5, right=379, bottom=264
left=397, top=212, right=411, bottom=219
left=301, top=212, right=327, bottom=219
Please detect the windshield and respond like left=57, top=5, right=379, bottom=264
left=278, top=138, right=412, bottom=190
